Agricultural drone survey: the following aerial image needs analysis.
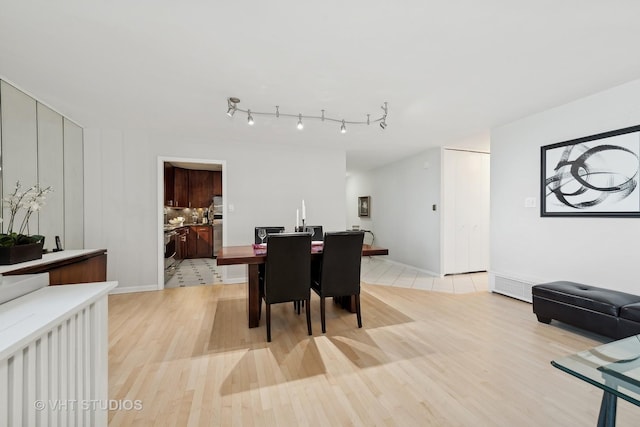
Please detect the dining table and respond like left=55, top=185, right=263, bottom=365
left=216, top=242, right=389, bottom=328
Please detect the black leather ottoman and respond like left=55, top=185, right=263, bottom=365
left=619, top=303, right=640, bottom=338
left=532, top=281, right=640, bottom=339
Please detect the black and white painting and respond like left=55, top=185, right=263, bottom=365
left=358, top=196, right=370, bottom=217
left=541, top=124, right=640, bottom=217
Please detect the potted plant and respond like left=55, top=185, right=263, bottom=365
left=0, top=181, right=52, bottom=264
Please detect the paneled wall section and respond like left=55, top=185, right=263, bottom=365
left=0, top=80, right=84, bottom=250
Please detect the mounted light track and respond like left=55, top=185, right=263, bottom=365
left=226, top=98, right=388, bottom=133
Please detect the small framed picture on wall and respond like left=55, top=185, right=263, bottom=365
left=358, top=196, right=370, bottom=217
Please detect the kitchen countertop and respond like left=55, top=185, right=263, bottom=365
left=163, top=223, right=220, bottom=232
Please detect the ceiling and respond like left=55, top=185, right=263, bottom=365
left=2, top=1, right=640, bottom=172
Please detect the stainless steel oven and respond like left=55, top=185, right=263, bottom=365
left=164, top=230, right=178, bottom=282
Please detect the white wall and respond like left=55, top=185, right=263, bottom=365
left=346, top=148, right=442, bottom=274
left=491, top=77, right=640, bottom=294
left=84, top=130, right=347, bottom=291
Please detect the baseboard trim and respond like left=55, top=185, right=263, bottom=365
left=109, top=284, right=159, bottom=294
left=221, top=278, right=246, bottom=285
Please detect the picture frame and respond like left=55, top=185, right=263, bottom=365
left=541, top=124, right=640, bottom=217
left=358, top=196, right=370, bottom=217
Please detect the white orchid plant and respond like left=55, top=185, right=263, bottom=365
left=0, top=181, right=52, bottom=247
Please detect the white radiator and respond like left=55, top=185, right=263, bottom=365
left=0, top=280, right=116, bottom=427
left=490, top=272, right=535, bottom=303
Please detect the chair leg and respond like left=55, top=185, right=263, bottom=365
left=266, top=303, right=272, bottom=342
left=355, top=294, right=362, bottom=328
left=305, top=298, right=312, bottom=336
left=320, top=297, right=326, bottom=333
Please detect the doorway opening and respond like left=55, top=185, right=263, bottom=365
left=157, top=156, right=227, bottom=289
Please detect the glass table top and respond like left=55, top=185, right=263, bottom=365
left=552, top=334, right=640, bottom=407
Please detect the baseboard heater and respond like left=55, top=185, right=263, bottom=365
left=491, top=274, right=535, bottom=303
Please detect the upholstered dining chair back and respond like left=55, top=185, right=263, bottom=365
left=264, top=233, right=311, bottom=304
left=318, top=231, right=364, bottom=297
left=254, top=226, right=285, bottom=244
left=306, top=225, right=324, bottom=241
left=263, top=233, right=312, bottom=341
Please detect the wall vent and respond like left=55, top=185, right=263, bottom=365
left=491, top=274, right=534, bottom=303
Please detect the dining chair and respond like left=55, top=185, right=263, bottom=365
left=255, top=226, right=286, bottom=296
left=261, top=233, right=312, bottom=342
left=311, top=231, right=365, bottom=333
left=254, top=226, right=285, bottom=244
left=305, top=225, right=323, bottom=241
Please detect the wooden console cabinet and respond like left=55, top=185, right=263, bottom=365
left=2, top=249, right=107, bottom=286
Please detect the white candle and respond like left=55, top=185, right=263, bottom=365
left=296, top=209, right=300, bottom=226
left=302, top=199, right=306, bottom=220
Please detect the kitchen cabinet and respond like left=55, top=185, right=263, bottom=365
left=213, top=171, right=222, bottom=196
left=173, top=167, right=189, bottom=207
left=175, top=227, right=189, bottom=260
left=188, top=226, right=213, bottom=258
left=189, top=169, right=214, bottom=208
left=164, top=163, right=174, bottom=206
left=164, top=167, right=215, bottom=208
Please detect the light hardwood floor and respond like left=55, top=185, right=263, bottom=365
left=108, top=283, right=638, bottom=426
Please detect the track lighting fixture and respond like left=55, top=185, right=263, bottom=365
left=225, top=98, right=388, bottom=133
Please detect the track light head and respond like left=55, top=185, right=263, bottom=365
left=340, top=120, right=347, bottom=134
left=227, top=97, right=240, bottom=117
left=297, top=113, right=303, bottom=130
left=380, top=120, right=387, bottom=130
left=247, top=109, right=254, bottom=126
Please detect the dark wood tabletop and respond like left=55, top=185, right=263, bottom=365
left=216, top=244, right=389, bottom=265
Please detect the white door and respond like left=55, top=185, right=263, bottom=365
left=442, top=149, right=490, bottom=275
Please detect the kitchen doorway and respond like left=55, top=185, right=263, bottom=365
left=157, top=156, right=227, bottom=290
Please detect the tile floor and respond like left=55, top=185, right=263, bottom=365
left=360, top=256, right=488, bottom=294
left=165, top=258, right=223, bottom=288
left=165, top=256, right=488, bottom=294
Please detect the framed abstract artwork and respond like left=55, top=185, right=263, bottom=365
left=541, top=124, right=640, bottom=217
left=358, top=196, right=370, bottom=217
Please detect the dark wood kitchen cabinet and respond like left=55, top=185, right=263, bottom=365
left=173, top=167, right=189, bottom=207
left=175, top=227, right=189, bottom=260
left=164, top=166, right=216, bottom=208
left=188, top=226, right=213, bottom=258
left=164, top=163, right=174, bottom=206
left=189, top=170, right=214, bottom=208
left=213, top=171, right=222, bottom=196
